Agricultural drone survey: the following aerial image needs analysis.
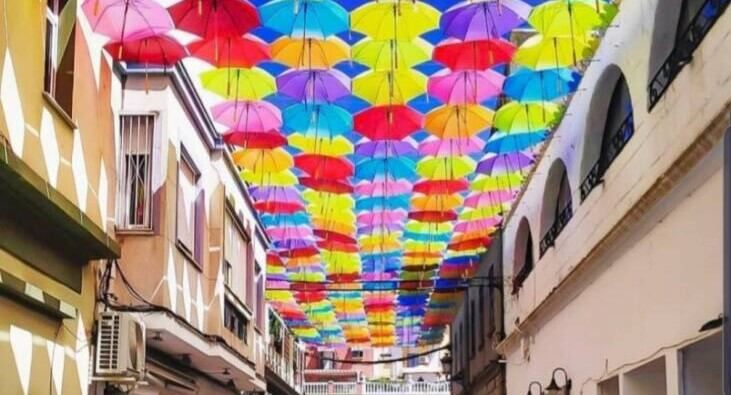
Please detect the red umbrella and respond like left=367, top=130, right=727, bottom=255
left=279, top=246, right=319, bottom=258
left=104, top=35, right=187, bottom=66
left=169, top=0, right=259, bottom=38
left=448, top=237, right=492, bottom=251
left=408, top=210, right=458, bottom=223
left=403, top=251, right=441, bottom=259
left=295, top=154, right=354, bottom=179
left=222, top=130, right=287, bottom=149
left=314, top=229, right=357, bottom=245
left=291, top=282, right=326, bottom=292
left=188, top=35, right=269, bottom=68
left=328, top=273, right=360, bottom=282
left=402, top=264, right=438, bottom=272
left=299, top=177, right=353, bottom=193
left=254, top=201, right=304, bottom=214
left=354, top=105, right=422, bottom=140
left=318, top=240, right=359, bottom=253
left=296, top=291, right=328, bottom=303
left=412, top=179, right=469, bottom=194
left=267, top=253, right=284, bottom=267
left=434, top=38, right=516, bottom=71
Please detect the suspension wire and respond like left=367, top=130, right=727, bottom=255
left=306, top=344, right=450, bottom=365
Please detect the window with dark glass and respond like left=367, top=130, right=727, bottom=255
left=599, top=76, right=633, bottom=175
left=541, top=165, right=572, bottom=256
left=177, top=151, right=204, bottom=265
left=224, top=300, right=248, bottom=343
left=351, top=350, right=364, bottom=359
left=513, top=222, right=534, bottom=293
left=44, top=0, right=75, bottom=116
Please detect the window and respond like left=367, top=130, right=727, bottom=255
left=623, top=357, right=667, bottom=394
left=351, top=350, right=364, bottom=359
left=679, top=333, right=722, bottom=395
left=117, top=115, right=154, bottom=230
left=406, top=354, right=419, bottom=368
left=177, top=151, right=204, bottom=264
left=223, top=261, right=233, bottom=288
left=469, top=300, right=476, bottom=358
left=540, top=162, right=572, bottom=256
left=44, top=0, right=75, bottom=116
left=478, top=285, right=485, bottom=350
left=224, top=209, right=250, bottom=304
left=255, top=264, right=264, bottom=329
left=512, top=219, right=533, bottom=293
left=224, top=300, right=248, bottom=343
left=320, top=351, right=334, bottom=369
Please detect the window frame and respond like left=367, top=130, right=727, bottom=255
left=176, top=147, right=202, bottom=266
left=43, top=0, right=75, bottom=118
left=223, top=202, right=253, bottom=312
left=223, top=298, right=249, bottom=344
left=116, top=113, right=156, bottom=232
left=513, top=221, right=534, bottom=294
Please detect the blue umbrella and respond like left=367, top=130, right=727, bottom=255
left=403, top=232, right=451, bottom=242
left=355, top=157, right=417, bottom=180
left=503, top=68, right=581, bottom=102
left=356, top=195, right=411, bottom=211
left=283, top=103, right=352, bottom=136
left=260, top=0, right=349, bottom=38
left=262, top=212, right=311, bottom=227
left=486, top=131, right=547, bottom=154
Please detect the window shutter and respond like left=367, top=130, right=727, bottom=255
left=55, top=0, right=76, bottom=115
left=194, top=190, right=205, bottom=265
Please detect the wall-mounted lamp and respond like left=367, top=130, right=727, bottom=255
left=545, top=368, right=572, bottom=395
left=527, top=381, right=543, bottom=395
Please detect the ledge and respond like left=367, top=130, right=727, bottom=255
left=0, top=136, right=120, bottom=260
left=0, top=267, right=76, bottom=320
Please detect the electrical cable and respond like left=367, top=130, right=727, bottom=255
left=305, top=344, right=450, bottom=365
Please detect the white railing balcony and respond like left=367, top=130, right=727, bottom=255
left=302, top=381, right=451, bottom=395
left=266, top=344, right=301, bottom=392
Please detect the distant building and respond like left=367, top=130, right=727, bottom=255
left=267, top=306, right=305, bottom=395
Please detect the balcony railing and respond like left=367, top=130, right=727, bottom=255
left=580, top=112, right=635, bottom=202
left=266, top=344, right=301, bottom=393
left=539, top=204, right=574, bottom=257
left=647, top=0, right=729, bottom=109
left=303, top=381, right=451, bottom=395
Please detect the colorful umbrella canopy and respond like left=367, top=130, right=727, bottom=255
left=353, top=70, right=427, bottom=105
left=352, top=38, right=433, bottom=70
left=441, top=0, right=532, bottom=40
left=169, top=0, right=260, bottom=38
left=433, top=38, right=516, bottom=71
left=503, top=68, right=581, bottom=101
left=354, top=105, right=423, bottom=140
left=83, top=0, right=173, bottom=42
left=424, top=105, right=494, bottom=138
left=211, top=100, right=281, bottom=131
left=200, top=68, right=276, bottom=100
left=104, top=35, right=187, bottom=66
left=272, top=37, right=350, bottom=68
left=259, top=0, right=349, bottom=38
left=428, top=69, right=505, bottom=104
left=187, top=35, right=269, bottom=68
left=351, top=1, right=441, bottom=40
left=277, top=69, right=351, bottom=102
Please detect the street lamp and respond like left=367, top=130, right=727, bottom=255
left=527, top=381, right=543, bottom=395
left=545, top=368, right=572, bottom=395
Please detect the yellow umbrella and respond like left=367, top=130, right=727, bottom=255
left=471, top=173, right=524, bottom=192
left=514, top=34, right=597, bottom=70
left=232, top=148, right=293, bottom=172
left=425, top=105, right=494, bottom=138
left=200, top=68, right=275, bottom=100
left=311, top=209, right=357, bottom=224
left=459, top=205, right=508, bottom=221
left=352, top=0, right=440, bottom=40
left=304, top=190, right=355, bottom=209
left=411, top=194, right=463, bottom=211
left=271, top=37, right=349, bottom=68
left=352, top=38, right=433, bottom=71
left=359, top=232, right=401, bottom=248
left=353, top=69, right=427, bottom=105
left=311, top=218, right=357, bottom=235
left=361, top=240, right=402, bottom=253
left=289, top=133, right=354, bottom=156
left=404, top=240, right=446, bottom=252
left=240, top=168, right=298, bottom=186
left=416, top=156, right=476, bottom=179
left=405, top=221, right=451, bottom=233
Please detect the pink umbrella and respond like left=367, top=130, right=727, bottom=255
left=428, top=69, right=504, bottom=105
left=419, top=137, right=485, bottom=156
left=211, top=100, right=282, bottom=131
left=464, top=191, right=515, bottom=207
left=354, top=179, right=412, bottom=196
left=357, top=210, right=408, bottom=226
left=83, top=0, right=173, bottom=42
left=453, top=217, right=503, bottom=233
left=268, top=226, right=314, bottom=241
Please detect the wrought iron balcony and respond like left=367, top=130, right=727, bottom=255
left=303, top=381, right=451, bottom=395
left=539, top=204, right=574, bottom=257
left=580, top=112, right=635, bottom=202
left=648, top=0, right=729, bottom=110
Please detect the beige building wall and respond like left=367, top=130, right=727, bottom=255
left=498, top=1, right=728, bottom=394
left=0, top=0, right=119, bottom=394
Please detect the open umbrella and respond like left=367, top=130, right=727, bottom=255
left=277, top=69, right=350, bottom=102
left=412, top=194, right=463, bottom=211
left=233, top=148, right=293, bottom=172
left=413, top=179, right=469, bottom=194
left=514, top=34, right=596, bottom=69
left=428, top=69, right=505, bottom=104
left=424, top=105, right=494, bottom=138
left=353, top=70, right=427, bottom=105
left=454, top=217, right=502, bottom=233
left=433, top=38, right=516, bottom=70
left=464, top=190, right=515, bottom=207
left=419, top=137, right=485, bottom=156
left=289, top=134, right=353, bottom=156
left=168, top=0, right=259, bottom=38
left=211, top=100, right=281, bottom=131
left=241, top=168, right=298, bottom=186
left=416, top=156, right=476, bottom=179
left=355, top=140, right=417, bottom=158
left=477, top=152, right=535, bottom=174
left=354, top=179, right=412, bottom=196
left=354, top=105, right=422, bottom=140
left=295, top=154, right=354, bottom=179
left=352, top=38, right=433, bottom=71
left=260, top=0, right=349, bottom=38
left=356, top=157, right=417, bottom=180
left=272, top=37, right=349, bottom=68
left=351, top=0, right=440, bottom=40
left=200, top=68, right=275, bottom=100
left=250, top=186, right=302, bottom=203
left=222, top=130, right=287, bottom=149
left=187, top=35, right=269, bottom=68
left=441, top=0, right=532, bottom=40
left=408, top=210, right=458, bottom=223
left=528, top=0, right=608, bottom=38
left=503, top=68, right=581, bottom=102
left=83, top=0, right=173, bottom=43
left=358, top=210, right=408, bottom=226
left=470, top=172, right=524, bottom=192
left=104, top=35, right=187, bottom=66
left=486, top=132, right=548, bottom=154
left=299, top=177, right=353, bottom=193
left=283, top=103, right=352, bottom=136
left=494, top=102, right=563, bottom=133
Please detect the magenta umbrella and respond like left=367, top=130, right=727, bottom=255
left=276, top=69, right=350, bottom=102
left=441, top=0, right=531, bottom=40
left=354, top=179, right=412, bottom=196
left=267, top=226, right=314, bottom=241
left=464, top=191, right=515, bottom=207
left=419, top=137, right=485, bottom=156
left=477, top=152, right=534, bottom=175
left=210, top=100, right=282, bottom=131
left=355, top=140, right=417, bottom=158
left=83, top=0, right=173, bottom=42
left=249, top=186, right=303, bottom=204
left=428, top=69, right=504, bottom=105
left=357, top=210, right=408, bottom=226
left=454, top=217, right=502, bottom=233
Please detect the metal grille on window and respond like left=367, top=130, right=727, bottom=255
left=118, top=115, right=154, bottom=230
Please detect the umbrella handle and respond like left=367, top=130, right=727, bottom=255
left=93, top=0, right=101, bottom=16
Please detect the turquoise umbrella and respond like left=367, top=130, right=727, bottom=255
left=283, top=103, right=352, bottom=136
left=260, top=0, right=349, bottom=38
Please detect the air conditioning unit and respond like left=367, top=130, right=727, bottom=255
left=94, top=311, right=146, bottom=381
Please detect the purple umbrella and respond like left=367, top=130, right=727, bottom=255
left=477, top=152, right=534, bottom=175
left=419, top=137, right=485, bottom=156
left=355, top=140, right=417, bottom=157
left=276, top=69, right=350, bottom=102
left=250, top=186, right=303, bottom=203
left=441, top=0, right=531, bottom=40
left=358, top=223, right=404, bottom=234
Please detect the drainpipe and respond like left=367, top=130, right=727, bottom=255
left=724, top=126, right=730, bottom=395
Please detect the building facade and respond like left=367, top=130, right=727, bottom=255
left=498, top=1, right=728, bottom=394
left=100, top=63, right=269, bottom=394
left=0, top=1, right=120, bottom=394
left=266, top=306, right=305, bottom=395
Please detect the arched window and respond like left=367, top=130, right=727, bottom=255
left=648, top=0, right=728, bottom=109
left=512, top=218, right=533, bottom=294
left=580, top=71, right=634, bottom=201
left=540, top=161, right=573, bottom=257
